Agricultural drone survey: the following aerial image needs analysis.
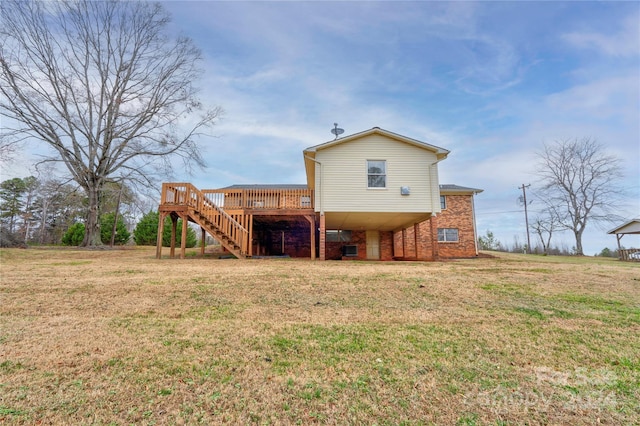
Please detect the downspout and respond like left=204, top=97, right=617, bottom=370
left=428, top=159, right=446, bottom=213
left=305, top=154, right=324, bottom=260
left=304, top=155, right=323, bottom=215
left=428, top=159, right=446, bottom=260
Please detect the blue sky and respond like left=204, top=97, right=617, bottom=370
left=3, top=1, right=639, bottom=254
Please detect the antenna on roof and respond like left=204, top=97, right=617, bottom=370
left=331, top=123, right=344, bottom=140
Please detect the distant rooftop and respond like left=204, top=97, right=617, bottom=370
left=439, top=184, right=483, bottom=193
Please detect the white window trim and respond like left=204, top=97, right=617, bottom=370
left=366, top=159, right=387, bottom=189
left=326, top=229, right=352, bottom=242
left=438, top=228, right=459, bottom=243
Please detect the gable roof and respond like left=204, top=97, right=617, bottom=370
left=439, top=184, right=483, bottom=194
left=608, top=219, right=640, bottom=235
left=303, top=127, right=450, bottom=188
left=303, top=127, right=450, bottom=159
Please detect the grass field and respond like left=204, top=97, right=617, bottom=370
left=0, top=247, right=638, bottom=425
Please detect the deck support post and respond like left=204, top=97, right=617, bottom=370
left=180, top=213, right=188, bottom=259
left=248, top=214, right=253, bottom=257
left=170, top=215, right=177, bottom=258
left=156, top=212, right=166, bottom=259
left=200, top=227, right=206, bottom=257
left=304, top=215, right=316, bottom=260
left=310, top=215, right=316, bottom=260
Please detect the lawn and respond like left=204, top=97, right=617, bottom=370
left=0, top=247, right=638, bottom=425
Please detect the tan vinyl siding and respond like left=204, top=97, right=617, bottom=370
left=315, top=134, right=441, bottom=213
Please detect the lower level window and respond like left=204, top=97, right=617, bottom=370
left=326, top=230, right=352, bottom=242
left=438, top=228, right=459, bottom=242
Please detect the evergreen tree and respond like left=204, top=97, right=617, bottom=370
left=133, top=211, right=197, bottom=247
left=0, top=177, right=28, bottom=233
left=100, top=212, right=130, bottom=245
left=133, top=211, right=160, bottom=246
left=163, top=218, right=197, bottom=248
left=478, top=230, right=502, bottom=251
left=62, top=223, right=85, bottom=246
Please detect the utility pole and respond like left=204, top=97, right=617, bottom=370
left=518, top=184, right=531, bottom=254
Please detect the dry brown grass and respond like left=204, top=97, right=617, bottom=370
left=1, top=247, right=638, bottom=425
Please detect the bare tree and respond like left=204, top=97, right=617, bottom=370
left=0, top=0, right=220, bottom=246
left=33, top=180, right=86, bottom=245
left=0, top=134, right=21, bottom=162
left=535, top=138, right=624, bottom=255
left=530, top=208, right=561, bottom=255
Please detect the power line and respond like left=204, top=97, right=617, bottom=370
left=476, top=207, right=550, bottom=216
left=476, top=210, right=527, bottom=215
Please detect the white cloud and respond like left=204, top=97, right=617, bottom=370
left=545, top=73, right=639, bottom=122
left=562, top=15, right=640, bottom=58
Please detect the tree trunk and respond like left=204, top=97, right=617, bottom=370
left=38, top=199, right=49, bottom=244
left=574, top=230, right=584, bottom=256
left=545, top=234, right=552, bottom=255
left=83, top=185, right=103, bottom=247
left=110, top=188, right=123, bottom=247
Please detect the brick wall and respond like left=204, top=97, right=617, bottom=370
left=297, top=193, right=478, bottom=261
left=394, top=221, right=437, bottom=260
left=325, top=230, right=394, bottom=260
left=380, top=231, right=394, bottom=260
left=393, top=230, right=405, bottom=257
left=391, top=194, right=478, bottom=260
left=252, top=226, right=312, bottom=257
left=436, top=194, right=477, bottom=258
left=325, top=230, right=367, bottom=260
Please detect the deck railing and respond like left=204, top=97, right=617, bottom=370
left=202, top=188, right=314, bottom=211
left=619, top=248, right=640, bottom=261
left=161, top=183, right=249, bottom=255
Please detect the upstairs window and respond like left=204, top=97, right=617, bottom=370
left=367, top=160, right=386, bottom=188
left=440, top=195, right=447, bottom=210
left=438, top=228, right=459, bottom=242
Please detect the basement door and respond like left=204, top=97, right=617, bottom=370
left=366, top=230, right=380, bottom=260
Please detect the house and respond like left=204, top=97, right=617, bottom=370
left=156, top=127, right=483, bottom=261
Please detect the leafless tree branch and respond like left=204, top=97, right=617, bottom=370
left=534, top=138, right=625, bottom=255
left=0, top=0, right=220, bottom=246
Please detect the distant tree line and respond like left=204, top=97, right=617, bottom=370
left=0, top=176, right=196, bottom=248
left=477, top=230, right=622, bottom=258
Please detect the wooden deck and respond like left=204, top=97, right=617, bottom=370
left=157, top=183, right=316, bottom=259
left=202, top=187, right=314, bottom=214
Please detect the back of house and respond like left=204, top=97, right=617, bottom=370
left=158, top=127, right=482, bottom=260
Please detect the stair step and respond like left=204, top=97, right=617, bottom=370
left=183, top=203, right=246, bottom=259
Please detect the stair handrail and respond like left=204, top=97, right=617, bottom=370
left=161, top=183, right=249, bottom=256
left=191, top=184, right=248, bottom=256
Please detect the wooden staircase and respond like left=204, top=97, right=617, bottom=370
left=158, top=183, right=249, bottom=259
